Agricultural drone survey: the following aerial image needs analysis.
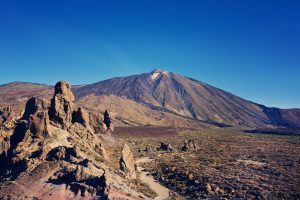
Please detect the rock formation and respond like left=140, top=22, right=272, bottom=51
left=181, top=139, right=198, bottom=151
left=0, top=106, right=15, bottom=166
left=72, top=107, right=89, bottom=128
left=23, top=97, right=52, bottom=138
left=0, top=80, right=146, bottom=200
left=0, top=106, right=14, bottom=128
left=95, top=143, right=108, bottom=160
left=0, top=137, right=10, bottom=164
left=159, top=142, right=174, bottom=152
left=103, top=109, right=112, bottom=131
left=49, top=80, right=75, bottom=129
left=89, top=112, right=106, bottom=134
left=120, top=143, right=136, bottom=179
left=48, top=80, right=93, bottom=132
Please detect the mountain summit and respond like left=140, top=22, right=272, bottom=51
left=150, top=69, right=169, bottom=80
left=74, top=69, right=300, bottom=128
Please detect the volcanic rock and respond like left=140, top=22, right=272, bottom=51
left=46, top=146, right=79, bottom=161
left=72, top=165, right=92, bottom=182
left=206, top=183, right=212, bottom=193
left=95, top=143, right=108, bottom=160
left=181, top=139, right=198, bottom=151
left=160, top=142, right=174, bottom=151
left=49, top=80, right=75, bottom=129
left=72, top=107, right=90, bottom=129
left=0, top=80, right=148, bottom=199
left=0, top=106, right=15, bottom=162
left=120, top=143, right=136, bottom=179
left=73, top=69, right=300, bottom=128
left=22, top=97, right=50, bottom=120
left=0, top=137, right=10, bottom=160
left=89, top=112, right=105, bottom=134
left=22, top=97, right=52, bottom=138
left=0, top=106, right=14, bottom=129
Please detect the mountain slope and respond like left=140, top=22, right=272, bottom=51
left=1, top=70, right=299, bottom=128
left=74, top=69, right=300, bottom=127
left=0, top=82, right=53, bottom=114
left=76, top=94, right=211, bottom=128
left=0, top=82, right=211, bottom=128
left=0, top=82, right=53, bottom=102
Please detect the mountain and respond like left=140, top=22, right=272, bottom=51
left=1, top=70, right=299, bottom=128
left=75, top=94, right=211, bottom=128
left=0, top=81, right=210, bottom=129
left=0, top=82, right=53, bottom=101
left=0, top=82, right=53, bottom=114
left=74, top=69, right=300, bottom=128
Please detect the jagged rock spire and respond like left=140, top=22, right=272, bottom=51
left=120, top=143, right=136, bottom=179
left=49, top=80, right=75, bottom=129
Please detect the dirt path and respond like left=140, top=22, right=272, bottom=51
left=136, top=157, right=169, bottom=200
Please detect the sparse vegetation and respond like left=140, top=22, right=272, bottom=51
left=117, top=126, right=300, bottom=199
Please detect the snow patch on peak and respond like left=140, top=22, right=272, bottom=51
left=162, top=71, right=169, bottom=75
left=150, top=69, right=169, bottom=80
left=151, top=72, right=161, bottom=80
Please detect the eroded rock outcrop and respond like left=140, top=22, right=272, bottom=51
left=0, top=106, right=15, bottom=164
left=0, top=137, right=10, bottom=163
left=0, top=106, right=14, bottom=129
left=95, top=143, right=108, bottom=160
left=159, top=142, right=174, bottom=152
left=23, top=97, right=52, bottom=138
left=46, top=146, right=80, bottom=161
left=22, top=97, right=49, bottom=119
left=181, top=139, right=198, bottom=151
left=89, top=112, right=105, bottom=133
left=49, top=80, right=75, bottom=129
left=48, top=80, right=93, bottom=132
left=72, top=107, right=90, bottom=128
left=120, top=143, right=136, bottom=179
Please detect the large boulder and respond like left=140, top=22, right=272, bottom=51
left=181, top=139, right=198, bottom=151
left=89, top=112, right=105, bottom=134
left=159, top=142, right=174, bottom=152
left=120, top=143, right=136, bottom=179
left=49, top=80, right=75, bottom=129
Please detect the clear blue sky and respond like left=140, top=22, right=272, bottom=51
left=0, top=0, right=299, bottom=108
